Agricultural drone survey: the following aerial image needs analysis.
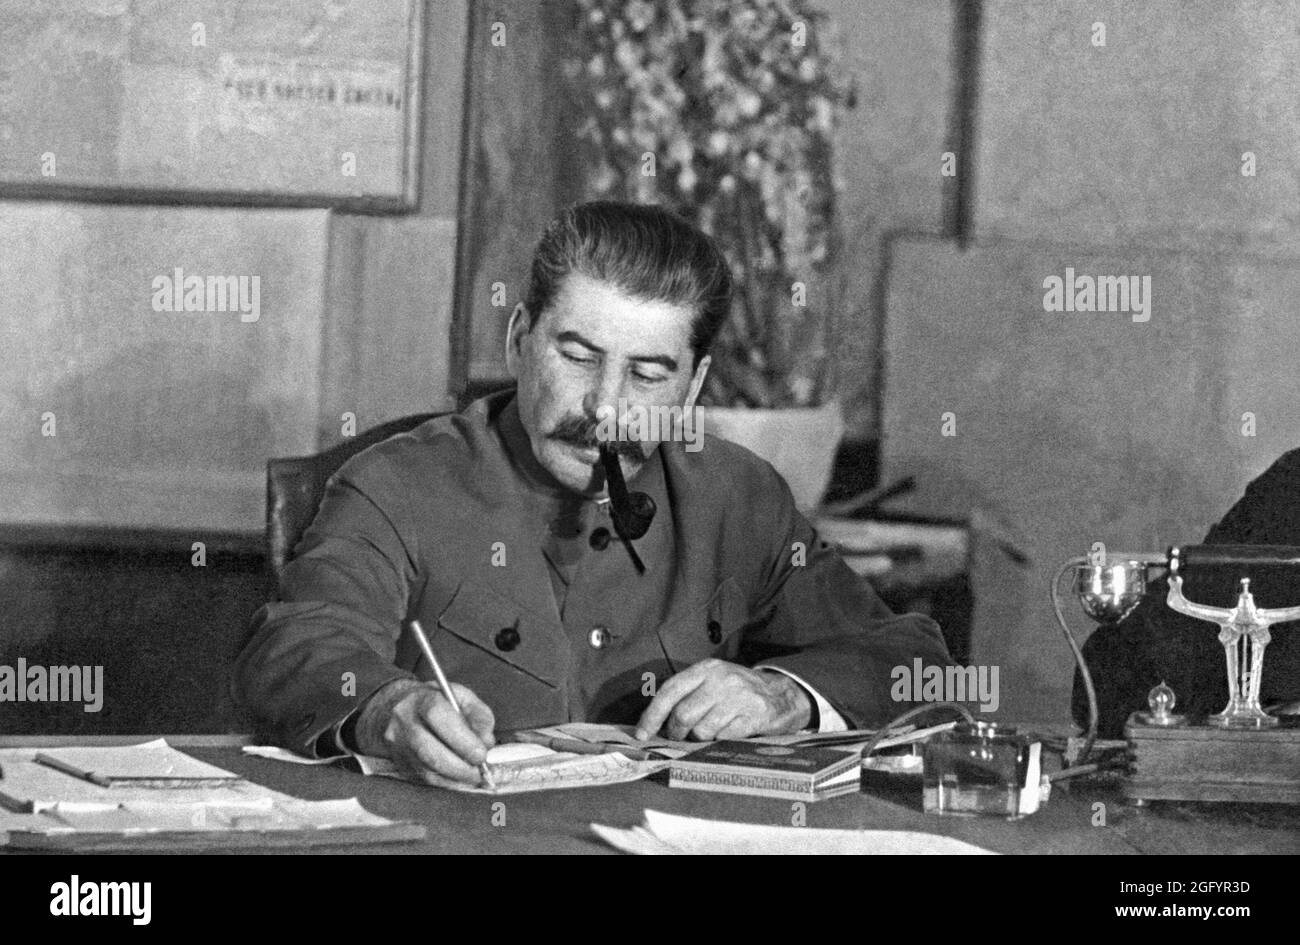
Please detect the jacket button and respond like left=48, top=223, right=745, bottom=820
left=589, top=526, right=612, bottom=550
left=707, top=620, right=723, bottom=644
left=494, top=626, right=521, bottom=651
left=588, top=626, right=610, bottom=649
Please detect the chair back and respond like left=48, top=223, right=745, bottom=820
left=266, top=413, right=442, bottom=585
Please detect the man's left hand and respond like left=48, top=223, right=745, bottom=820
left=634, top=659, right=812, bottom=741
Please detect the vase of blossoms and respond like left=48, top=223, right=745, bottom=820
left=563, top=0, right=855, bottom=510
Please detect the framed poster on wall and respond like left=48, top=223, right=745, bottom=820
left=0, top=0, right=424, bottom=211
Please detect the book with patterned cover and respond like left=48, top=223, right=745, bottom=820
left=668, top=741, right=862, bottom=800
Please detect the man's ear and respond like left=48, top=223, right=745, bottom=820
left=683, top=353, right=711, bottom=410
left=504, top=302, right=530, bottom=376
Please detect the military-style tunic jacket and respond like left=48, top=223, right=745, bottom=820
left=233, top=392, right=955, bottom=756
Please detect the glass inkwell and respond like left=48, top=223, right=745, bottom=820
left=922, top=721, right=1041, bottom=819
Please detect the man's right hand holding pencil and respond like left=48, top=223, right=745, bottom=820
left=354, top=677, right=496, bottom=785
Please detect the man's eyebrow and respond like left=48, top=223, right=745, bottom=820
left=629, top=353, right=679, bottom=372
left=555, top=330, right=604, bottom=353
left=555, top=331, right=679, bottom=372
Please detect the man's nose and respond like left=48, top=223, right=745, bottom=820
left=582, top=365, right=626, bottom=419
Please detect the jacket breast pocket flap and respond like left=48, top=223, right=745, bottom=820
left=655, top=577, right=747, bottom=673
left=436, top=580, right=563, bottom=688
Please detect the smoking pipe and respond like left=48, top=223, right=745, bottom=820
left=598, top=442, right=656, bottom=540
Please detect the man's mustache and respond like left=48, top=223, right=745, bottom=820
left=549, top=415, right=645, bottom=459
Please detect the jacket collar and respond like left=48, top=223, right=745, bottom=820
left=494, top=393, right=668, bottom=575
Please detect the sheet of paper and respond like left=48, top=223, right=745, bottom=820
left=754, top=721, right=957, bottom=750
left=482, top=743, right=556, bottom=763
left=243, top=742, right=558, bottom=767
left=244, top=739, right=667, bottom=794
left=0, top=753, right=263, bottom=813
left=752, top=729, right=879, bottom=747
left=35, top=739, right=240, bottom=784
left=861, top=753, right=924, bottom=774
left=30, top=797, right=395, bottom=835
left=357, top=745, right=670, bottom=794
left=532, top=723, right=699, bottom=758
left=242, top=745, right=343, bottom=765
left=246, top=741, right=564, bottom=768
left=0, top=807, right=50, bottom=837
left=539, top=721, right=957, bottom=754
left=0, top=743, right=417, bottom=846
left=591, top=810, right=998, bottom=855
left=41, top=805, right=225, bottom=834
left=590, top=824, right=680, bottom=855
left=872, top=721, right=959, bottom=749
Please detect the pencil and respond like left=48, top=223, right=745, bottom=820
left=408, top=619, right=496, bottom=789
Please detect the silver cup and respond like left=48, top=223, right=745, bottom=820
left=1074, top=560, right=1149, bottom=623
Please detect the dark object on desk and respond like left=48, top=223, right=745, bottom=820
left=821, top=437, right=881, bottom=505
left=859, top=767, right=925, bottom=809
left=266, top=412, right=442, bottom=586
left=1073, top=448, right=1300, bottom=738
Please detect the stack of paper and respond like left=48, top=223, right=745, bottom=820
left=591, top=810, right=997, bottom=855
left=0, top=739, right=423, bottom=849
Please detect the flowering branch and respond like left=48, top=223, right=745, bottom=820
left=562, top=0, right=855, bottom=407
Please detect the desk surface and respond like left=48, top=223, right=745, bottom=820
left=7, top=736, right=1293, bottom=854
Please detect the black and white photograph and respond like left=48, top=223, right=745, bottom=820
left=0, top=0, right=1293, bottom=912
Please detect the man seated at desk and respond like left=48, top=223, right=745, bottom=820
left=233, top=201, right=955, bottom=784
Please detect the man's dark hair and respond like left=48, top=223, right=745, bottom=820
left=523, top=201, right=733, bottom=365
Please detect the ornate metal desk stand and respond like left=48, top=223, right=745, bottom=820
left=1166, top=565, right=1300, bottom=728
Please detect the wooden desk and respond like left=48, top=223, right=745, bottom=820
left=6, top=736, right=1294, bottom=854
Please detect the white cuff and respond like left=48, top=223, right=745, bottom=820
left=756, top=666, right=848, bottom=732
